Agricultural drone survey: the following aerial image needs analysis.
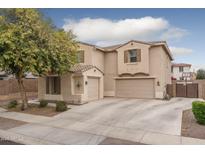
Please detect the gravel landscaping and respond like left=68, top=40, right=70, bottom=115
left=181, top=109, right=205, bottom=139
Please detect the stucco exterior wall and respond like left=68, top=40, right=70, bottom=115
left=92, top=49, right=104, bottom=72
left=78, top=43, right=93, bottom=65
left=116, top=41, right=150, bottom=75
left=78, top=43, right=104, bottom=72
left=104, top=52, right=118, bottom=96
left=149, top=46, right=171, bottom=98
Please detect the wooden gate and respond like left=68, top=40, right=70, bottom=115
left=176, top=84, right=186, bottom=97
left=176, top=83, right=198, bottom=98
left=186, top=83, right=198, bottom=98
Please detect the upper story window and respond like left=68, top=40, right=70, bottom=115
left=171, top=66, right=173, bottom=73
left=124, top=49, right=141, bottom=63
left=77, top=50, right=84, bottom=63
left=179, top=66, right=184, bottom=72
left=46, top=76, right=61, bottom=95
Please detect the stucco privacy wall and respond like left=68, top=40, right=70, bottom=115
left=193, top=80, right=205, bottom=99
left=116, top=42, right=150, bottom=75
left=104, top=52, right=118, bottom=96
left=149, top=46, right=172, bottom=98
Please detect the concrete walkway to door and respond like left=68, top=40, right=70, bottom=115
left=1, top=97, right=205, bottom=145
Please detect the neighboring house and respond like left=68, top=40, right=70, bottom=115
left=0, top=71, right=37, bottom=80
left=25, top=72, right=38, bottom=79
left=38, top=40, right=173, bottom=104
left=171, top=63, right=194, bottom=81
left=0, top=71, right=13, bottom=80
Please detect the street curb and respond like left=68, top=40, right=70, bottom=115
left=0, top=129, right=56, bottom=145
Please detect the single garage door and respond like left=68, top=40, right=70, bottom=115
left=88, top=77, right=99, bottom=101
left=116, top=78, right=155, bottom=98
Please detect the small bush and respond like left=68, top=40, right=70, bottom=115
left=56, top=101, right=67, bottom=112
left=39, top=100, right=48, bottom=108
left=8, top=100, right=18, bottom=109
left=192, top=101, right=205, bottom=125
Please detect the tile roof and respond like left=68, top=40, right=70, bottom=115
left=102, top=44, right=122, bottom=51
left=70, top=64, right=104, bottom=74
left=172, top=63, right=191, bottom=67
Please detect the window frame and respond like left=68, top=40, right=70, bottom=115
left=77, top=50, right=85, bottom=63
left=46, top=76, right=61, bottom=95
left=124, top=49, right=141, bottom=63
left=129, top=49, right=137, bottom=63
left=179, top=66, right=184, bottom=72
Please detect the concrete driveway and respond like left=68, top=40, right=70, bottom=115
left=1, top=97, right=204, bottom=144
left=53, top=97, right=195, bottom=136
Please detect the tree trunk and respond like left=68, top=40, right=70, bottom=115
left=17, top=77, right=28, bottom=110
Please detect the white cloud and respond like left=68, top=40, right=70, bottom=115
left=170, top=47, right=193, bottom=56
left=160, top=27, right=188, bottom=40
left=63, top=16, right=188, bottom=46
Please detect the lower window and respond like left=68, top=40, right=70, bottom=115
left=46, top=76, right=61, bottom=94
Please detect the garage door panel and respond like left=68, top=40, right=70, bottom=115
left=116, top=79, right=154, bottom=98
left=88, top=77, right=99, bottom=101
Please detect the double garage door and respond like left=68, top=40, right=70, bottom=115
left=88, top=77, right=99, bottom=101
left=115, top=78, right=155, bottom=98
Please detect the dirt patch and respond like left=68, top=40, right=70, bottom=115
left=0, top=103, right=68, bottom=117
left=99, top=137, right=146, bottom=145
left=181, top=109, right=205, bottom=139
left=0, top=117, right=27, bottom=130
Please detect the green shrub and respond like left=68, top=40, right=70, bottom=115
left=56, top=101, right=67, bottom=112
left=192, top=101, right=205, bottom=125
left=39, top=100, right=48, bottom=108
left=8, top=100, right=18, bottom=109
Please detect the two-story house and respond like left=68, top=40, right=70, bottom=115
left=38, top=40, right=173, bottom=104
left=171, top=63, right=192, bottom=81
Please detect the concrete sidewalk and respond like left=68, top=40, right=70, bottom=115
left=1, top=122, right=205, bottom=145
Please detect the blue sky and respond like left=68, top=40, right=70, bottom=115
left=40, top=9, right=205, bottom=71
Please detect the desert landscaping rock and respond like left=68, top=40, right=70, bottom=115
left=181, top=109, right=205, bottom=139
